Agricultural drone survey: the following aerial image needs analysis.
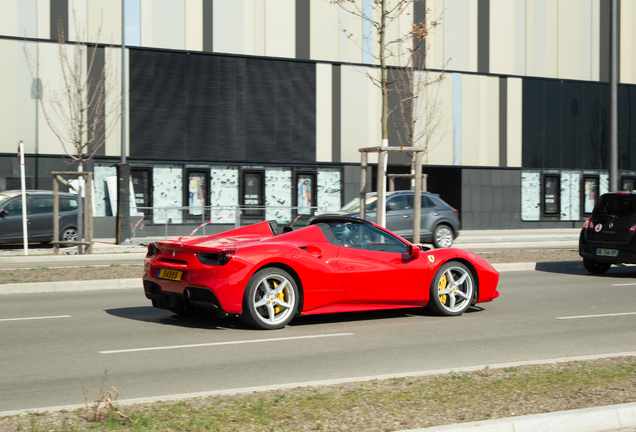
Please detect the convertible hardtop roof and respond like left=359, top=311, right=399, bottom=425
left=309, top=215, right=372, bottom=225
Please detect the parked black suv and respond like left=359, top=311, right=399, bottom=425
left=579, top=192, right=636, bottom=274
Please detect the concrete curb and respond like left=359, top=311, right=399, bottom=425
left=0, top=252, right=145, bottom=264
left=402, top=402, right=636, bottom=432
left=0, top=279, right=140, bottom=295
left=0, top=261, right=588, bottom=295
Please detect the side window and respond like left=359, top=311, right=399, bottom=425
left=421, top=196, right=434, bottom=208
left=386, top=195, right=408, bottom=211
left=32, top=197, right=54, bottom=214
left=60, top=197, right=78, bottom=212
left=335, top=222, right=408, bottom=253
left=5, top=199, right=22, bottom=217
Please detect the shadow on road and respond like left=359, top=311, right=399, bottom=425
left=535, top=260, right=636, bottom=278
left=105, top=304, right=486, bottom=330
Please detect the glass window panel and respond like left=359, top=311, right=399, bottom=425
left=583, top=177, right=599, bottom=214
left=544, top=175, right=560, bottom=215
left=522, top=78, right=545, bottom=168
left=562, top=81, right=583, bottom=169
left=32, top=197, right=53, bottom=214
left=544, top=80, right=561, bottom=168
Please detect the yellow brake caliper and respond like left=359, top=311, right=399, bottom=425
left=439, top=274, right=448, bottom=305
left=273, top=281, right=285, bottom=314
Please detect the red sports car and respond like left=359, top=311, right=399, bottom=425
left=143, top=216, right=500, bottom=330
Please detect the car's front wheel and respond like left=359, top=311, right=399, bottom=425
left=432, top=224, right=454, bottom=248
left=428, top=261, right=474, bottom=316
left=583, top=258, right=612, bottom=275
left=241, top=268, right=299, bottom=330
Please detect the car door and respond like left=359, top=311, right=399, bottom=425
left=0, top=197, right=26, bottom=243
left=385, top=194, right=413, bottom=238
left=336, top=224, right=428, bottom=303
left=29, top=195, right=54, bottom=241
left=419, top=196, right=436, bottom=238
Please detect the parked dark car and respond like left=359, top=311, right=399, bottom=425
left=0, top=190, right=78, bottom=245
left=579, top=191, right=636, bottom=274
left=331, top=190, right=461, bottom=248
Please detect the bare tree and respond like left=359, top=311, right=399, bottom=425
left=23, top=9, right=122, bottom=253
left=331, top=0, right=442, bottom=151
left=24, top=9, right=122, bottom=172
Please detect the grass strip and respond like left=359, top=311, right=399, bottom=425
left=4, top=356, right=635, bottom=432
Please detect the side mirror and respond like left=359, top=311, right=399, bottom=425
left=408, top=244, right=420, bottom=256
left=0, top=209, right=6, bottom=218
left=386, top=203, right=394, bottom=211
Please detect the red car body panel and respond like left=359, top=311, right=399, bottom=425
left=143, top=220, right=499, bottom=320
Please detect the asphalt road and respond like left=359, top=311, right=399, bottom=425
left=1, top=265, right=636, bottom=413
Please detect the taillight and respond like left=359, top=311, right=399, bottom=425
left=582, top=218, right=591, bottom=230
left=630, top=225, right=636, bottom=232
left=451, top=209, right=458, bottom=217
left=146, top=243, right=159, bottom=258
left=218, top=249, right=236, bottom=265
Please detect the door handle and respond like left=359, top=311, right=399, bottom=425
left=300, top=246, right=322, bottom=258
left=432, top=213, right=439, bottom=216
left=345, top=265, right=356, bottom=271
left=403, top=215, right=409, bottom=218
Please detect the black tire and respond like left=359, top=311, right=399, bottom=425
left=240, top=268, right=299, bottom=330
left=583, top=258, right=611, bottom=275
left=61, top=227, right=78, bottom=242
left=427, top=261, right=474, bottom=316
left=432, top=225, right=454, bottom=248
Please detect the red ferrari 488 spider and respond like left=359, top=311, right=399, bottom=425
left=143, top=216, right=499, bottom=330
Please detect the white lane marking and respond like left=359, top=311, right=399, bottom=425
left=99, top=333, right=354, bottom=354
left=611, top=282, right=636, bottom=286
left=0, top=315, right=71, bottom=322
left=5, top=351, right=636, bottom=418
left=557, top=312, right=636, bottom=320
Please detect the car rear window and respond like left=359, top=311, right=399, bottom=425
left=594, top=194, right=636, bottom=216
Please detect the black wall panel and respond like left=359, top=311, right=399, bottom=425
left=130, top=49, right=316, bottom=163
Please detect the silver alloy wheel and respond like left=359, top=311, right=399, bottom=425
left=250, top=273, right=296, bottom=326
left=436, top=265, right=473, bottom=314
left=62, top=228, right=77, bottom=241
left=433, top=225, right=453, bottom=248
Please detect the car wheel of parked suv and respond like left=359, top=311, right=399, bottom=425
left=583, top=258, right=611, bottom=275
left=432, top=225, right=454, bottom=248
left=61, top=227, right=78, bottom=242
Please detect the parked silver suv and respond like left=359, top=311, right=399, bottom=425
left=0, top=190, right=78, bottom=245
left=335, top=190, right=461, bottom=248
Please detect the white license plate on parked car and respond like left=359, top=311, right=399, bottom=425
left=595, top=248, right=619, bottom=257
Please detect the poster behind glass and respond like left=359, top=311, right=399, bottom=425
left=584, top=177, right=598, bottom=214
left=188, top=172, right=206, bottom=215
left=622, top=178, right=635, bottom=192
left=543, top=176, right=559, bottom=215
left=297, top=175, right=313, bottom=215
left=131, top=171, right=150, bottom=208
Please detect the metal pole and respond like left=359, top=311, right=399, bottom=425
left=121, top=0, right=126, bottom=165
left=377, top=144, right=388, bottom=227
left=609, top=0, right=618, bottom=192
left=413, top=151, right=422, bottom=244
left=19, top=142, right=28, bottom=256
left=360, top=152, right=367, bottom=220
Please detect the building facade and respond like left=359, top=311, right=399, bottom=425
left=1, top=0, right=636, bottom=233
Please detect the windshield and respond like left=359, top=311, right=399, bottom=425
left=594, top=194, right=636, bottom=217
left=340, top=196, right=379, bottom=212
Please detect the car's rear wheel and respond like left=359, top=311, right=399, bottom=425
left=428, top=261, right=474, bottom=316
left=241, top=268, right=299, bottom=330
left=432, top=225, right=454, bottom=248
left=583, top=258, right=612, bottom=275
left=61, top=227, right=78, bottom=242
